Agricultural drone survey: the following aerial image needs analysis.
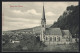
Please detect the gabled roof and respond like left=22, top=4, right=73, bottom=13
left=45, top=28, right=62, bottom=35
left=61, top=30, right=72, bottom=36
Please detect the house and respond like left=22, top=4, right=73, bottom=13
left=10, top=36, right=20, bottom=43
left=11, top=41, right=20, bottom=43
left=10, top=39, right=20, bottom=43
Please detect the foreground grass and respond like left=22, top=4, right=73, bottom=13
left=43, top=43, right=79, bottom=52
left=2, top=42, right=79, bottom=52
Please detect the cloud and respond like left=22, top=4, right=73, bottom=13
left=3, top=16, right=40, bottom=24
left=12, top=9, right=41, bottom=15
left=27, top=9, right=41, bottom=15
left=12, top=10, right=23, bottom=14
left=66, top=2, right=79, bottom=6
left=46, top=20, right=54, bottom=25
left=2, top=2, right=79, bottom=31
left=46, top=12, right=55, bottom=16
left=2, top=16, right=40, bottom=31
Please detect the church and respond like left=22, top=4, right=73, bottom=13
left=39, top=4, right=76, bottom=45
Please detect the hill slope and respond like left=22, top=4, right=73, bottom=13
left=51, top=5, right=79, bottom=37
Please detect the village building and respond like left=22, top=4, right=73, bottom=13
left=35, top=3, right=77, bottom=45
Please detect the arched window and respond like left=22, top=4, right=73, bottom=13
left=58, top=37, right=60, bottom=41
left=54, top=37, right=56, bottom=41
left=50, top=37, right=52, bottom=41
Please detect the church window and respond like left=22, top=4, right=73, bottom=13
left=58, top=37, right=60, bottom=41
left=54, top=37, right=56, bottom=41
left=50, top=37, right=52, bottom=41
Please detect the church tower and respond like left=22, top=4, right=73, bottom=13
left=40, top=3, right=46, bottom=42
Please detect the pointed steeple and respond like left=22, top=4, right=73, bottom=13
left=40, top=2, right=46, bottom=42
left=41, top=2, right=46, bottom=27
left=42, top=2, right=46, bottom=21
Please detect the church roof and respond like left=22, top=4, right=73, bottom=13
left=45, top=28, right=62, bottom=35
left=61, top=30, right=72, bottom=36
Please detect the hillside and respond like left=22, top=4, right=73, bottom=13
left=33, top=24, right=52, bottom=34
left=51, top=5, right=79, bottom=37
left=3, top=24, right=52, bottom=35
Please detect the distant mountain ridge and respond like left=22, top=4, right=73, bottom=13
left=3, top=24, right=52, bottom=34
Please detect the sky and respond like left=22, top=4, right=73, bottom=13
left=2, top=1, right=79, bottom=31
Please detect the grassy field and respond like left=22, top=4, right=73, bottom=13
left=43, top=43, right=79, bottom=52
left=2, top=42, right=79, bottom=52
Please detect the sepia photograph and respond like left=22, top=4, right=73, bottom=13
left=2, top=1, right=79, bottom=52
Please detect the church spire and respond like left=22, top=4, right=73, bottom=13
left=42, top=2, right=46, bottom=21
left=40, top=2, right=46, bottom=42
left=41, top=2, right=46, bottom=27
